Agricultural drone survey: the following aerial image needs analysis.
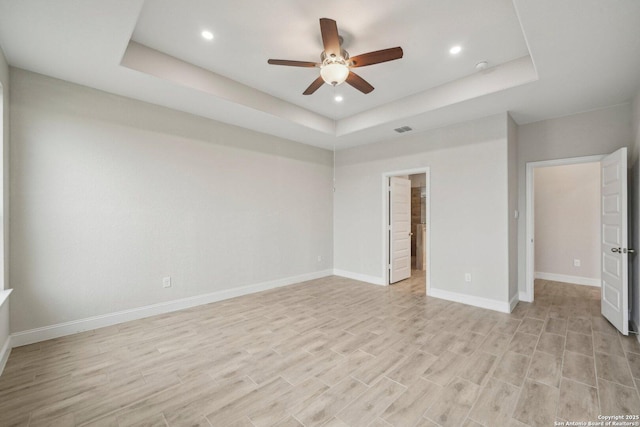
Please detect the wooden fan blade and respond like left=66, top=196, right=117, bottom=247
left=267, top=59, right=318, bottom=67
left=303, top=76, right=325, bottom=95
left=346, top=71, right=374, bottom=94
left=349, top=47, right=403, bottom=67
left=320, top=18, right=341, bottom=57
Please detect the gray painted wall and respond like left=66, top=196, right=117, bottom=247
left=9, top=69, right=334, bottom=333
left=2, top=66, right=637, bottom=342
left=517, top=104, right=633, bottom=295
left=508, top=115, right=518, bottom=301
left=334, top=114, right=512, bottom=306
left=534, top=163, right=601, bottom=281
left=0, top=46, right=9, bottom=367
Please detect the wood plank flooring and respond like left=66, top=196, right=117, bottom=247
left=1, top=273, right=639, bottom=426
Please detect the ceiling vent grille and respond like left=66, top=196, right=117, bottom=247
left=394, top=126, right=413, bottom=133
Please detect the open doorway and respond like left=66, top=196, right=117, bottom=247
left=534, top=162, right=601, bottom=288
left=525, top=155, right=604, bottom=301
left=382, top=168, right=430, bottom=294
left=525, top=149, right=631, bottom=335
left=410, top=174, right=428, bottom=273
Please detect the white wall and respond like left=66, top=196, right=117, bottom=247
left=534, top=163, right=601, bottom=283
left=0, top=46, right=10, bottom=372
left=517, top=104, right=633, bottom=295
left=9, top=69, right=334, bottom=333
left=0, top=47, right=7, bottom=291
left=334, top=114, right=513, bottom=310
left=507, top=115, right=518, bottom=302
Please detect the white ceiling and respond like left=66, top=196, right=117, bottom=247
left=0, top=0, right=639, bottom=150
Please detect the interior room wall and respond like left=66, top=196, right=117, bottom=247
left=631, top=90, right=640, bottom=331
left=507, top=115, right=518, bottom=302
left=517, top=104, right=633, bottom=297
left=334, top=114, right=513, bottom=310
left=0, top=48, right=7, bottom=292
left=534, top=163, right=601, bottom=284
left=9, top=69, right=334, bottom=335
left=0, top=46, right=10, bottom=372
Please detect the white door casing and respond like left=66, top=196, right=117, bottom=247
left=600, top=147, right=629, bottom=335
left=389, top=177, right=411, bottom=283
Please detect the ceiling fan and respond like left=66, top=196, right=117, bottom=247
left=267, top=18, right=403, bottom=95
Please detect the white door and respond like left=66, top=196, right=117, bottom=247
left=390, top=177, right=411, bottom=283
left=601, top=147, right=629, bottom=335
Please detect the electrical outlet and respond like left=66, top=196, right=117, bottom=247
left=465, top=273, right=472, bottom=283
left=162, top=276, right=171, bottom=288
left=573, top=259, right=581, bottom=267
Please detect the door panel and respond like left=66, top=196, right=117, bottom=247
left=600, top=147, right=628, bottom=335
left=390, top=177, right=411, bottom=284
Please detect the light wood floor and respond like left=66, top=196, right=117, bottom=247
left=1, top=275, right=639, bottom=426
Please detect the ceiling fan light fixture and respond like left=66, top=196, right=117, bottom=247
left=320, top=61, right=349, bottom=86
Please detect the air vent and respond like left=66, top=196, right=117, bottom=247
left=394, top=126, right=413, bottom=133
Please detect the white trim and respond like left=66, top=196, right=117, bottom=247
left=525, top=154, right=605, bottom=302
left=509, top=294, right=519, bottom=312
left=534, top=271, right=600, bottom=287
left=427, top=287, right=512, bottom=314
left=382, top=168, right=431, bottom=294
left=0, top=335, right=11, bottom=377
left=519, top=291, right=532, bottom=303
left=0, top=288, right=12, bottom=309
left=10, top=270, right=333, bottom=347
left=333, top=269, right=385, bottom=286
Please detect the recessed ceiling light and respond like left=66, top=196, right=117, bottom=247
left=334, top=95, right=343, bottom=102
left=201, top=30, right=214, bottom=41
left=449, top=45, right=462, bottom=55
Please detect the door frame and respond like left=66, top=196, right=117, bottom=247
left=382, top=167, right=431, bottom=293
left=524, top=154, right=605, bottom=302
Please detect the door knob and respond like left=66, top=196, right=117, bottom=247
left=624, top=248, right=636, bottom=254
left=611, top=248, right=621, bottom=253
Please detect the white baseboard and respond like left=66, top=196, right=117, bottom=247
left=0, top=335, right=11, bottom=377
left=519, top=291, right=533, bottom=303
left=535, top=271, right=600, bottom=287
left=333, top=269, right=385, bottom=286
left=427, top=287, right=511, bottom=314
left=10, top=269, right=333, bottom=348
